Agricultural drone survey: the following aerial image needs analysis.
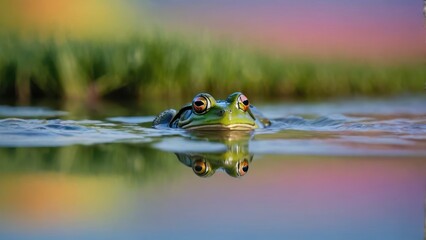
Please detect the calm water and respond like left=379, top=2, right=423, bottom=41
left=0, top=97, right=425, bottom=240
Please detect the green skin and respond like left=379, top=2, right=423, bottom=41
left=152, top=92, right=270, bottom=130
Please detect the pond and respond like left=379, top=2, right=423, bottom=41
left=0, top=96, right=425, bottom=240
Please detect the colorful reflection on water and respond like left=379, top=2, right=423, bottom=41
left=0, top=151, right=424, bottom=239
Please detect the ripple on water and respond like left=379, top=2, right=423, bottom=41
left=0, top=99, right=425, bottom=157
left=256, top=112, right=426, bottom=156
left=0, top=106, right=67, bottom=118
left=0, top=118, right=153, bottom=147
left=107, top=116, right=155, bottom=124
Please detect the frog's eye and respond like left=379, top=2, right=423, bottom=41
left=237, top=94, right=250, bottom=112
left=192, top=159, right=209, bottom=176
left=192, top=95, right=210, bottom=114
left=237, top=159, right=249, bottom=176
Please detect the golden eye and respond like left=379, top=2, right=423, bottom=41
left=238, top=94, right=250, bottom=112
left=237, top=159, right=249, bottom=176
left=192, top=96, right=210, bottom=114
left=192, top=159, right=209, bottom=176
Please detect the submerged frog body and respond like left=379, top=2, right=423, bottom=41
left=152, top=92, right=270, bottom=130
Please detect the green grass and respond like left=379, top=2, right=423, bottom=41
left=0, top=33, right=425, bottom=102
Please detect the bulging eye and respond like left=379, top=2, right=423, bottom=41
left=237, top=159, right=249, bottom=176
left=192, top=96, right=210, bottom=114
left=238, top=94, right=250, bottom=112
left=192, top=159, right=209, bottom=176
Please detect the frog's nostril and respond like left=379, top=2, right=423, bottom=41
left=218, top=109, right=225, bottom=116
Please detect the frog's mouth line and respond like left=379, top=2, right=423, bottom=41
left=184, top=124, right=255, bottom=131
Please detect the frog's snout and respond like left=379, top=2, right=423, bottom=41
left=217, top=109, right=225, bottom=117
left=217, top=109, right=232, bottom=117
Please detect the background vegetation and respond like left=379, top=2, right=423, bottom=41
left=1, top=33, right=424, bottom=103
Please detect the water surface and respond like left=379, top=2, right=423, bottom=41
left=0, top=97, right=425, bottom=239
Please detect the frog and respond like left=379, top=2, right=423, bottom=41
left=152, top=92, right=270, bottom=130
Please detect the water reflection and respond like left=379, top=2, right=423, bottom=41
left=174, top=131, right=253, bottom=178
left=0, top=131, right=257, bottom=179
left=0, top=131, right=255, bottom=180
left=0, top=144, right=178, bottom=181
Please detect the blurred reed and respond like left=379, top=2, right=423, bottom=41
left=0, top=144, right=178, bottom=182
left=0, top=33, right=424, bottom=102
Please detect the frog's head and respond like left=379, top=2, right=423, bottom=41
left=176, top=92, right=258, bottom=130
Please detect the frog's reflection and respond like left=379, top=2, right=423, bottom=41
left=175, top=131, right=253, bottom=178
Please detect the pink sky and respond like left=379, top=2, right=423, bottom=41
left=143, top=1, right=426, bottom=60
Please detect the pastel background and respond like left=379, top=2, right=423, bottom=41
left=2, top=0, right=424, bottom=60
left=142, top=0, right=426, bottom=60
